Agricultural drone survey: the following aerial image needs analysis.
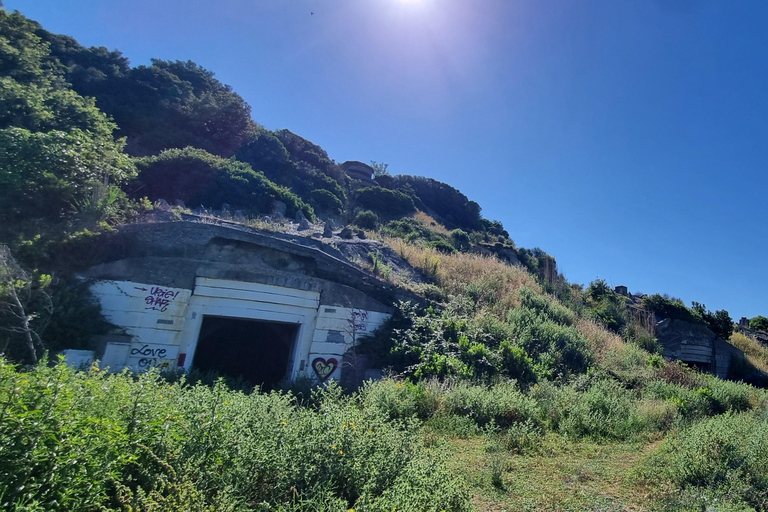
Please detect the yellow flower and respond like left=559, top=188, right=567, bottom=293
left=339, top=450, right=343, bottom=454
left=281, top=421, right=286, bottom=425
left=332, top=445, right=336, bottom=449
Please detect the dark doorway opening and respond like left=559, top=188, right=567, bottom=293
left=193, top=316, right=298, bottom=390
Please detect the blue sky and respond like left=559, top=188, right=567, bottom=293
left=8, top=0, right=767, bottom=319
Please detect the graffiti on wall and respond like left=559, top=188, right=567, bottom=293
left=312, top=357, right=338, bottom=381
left=347, top=309, right=368, bottom=332
left=135, top=286, right=182, bottom=313
left=130, top=343, right=169, bottom=369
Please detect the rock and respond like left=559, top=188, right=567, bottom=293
left=298, top=217, right=311, bottom=230
left=154, top=198, right=171, bottom=211
left=233, top=210, right=246, bottom=222
left=356, top=229, right=366, bottom=239
left=339, top=227, right=354, bottom=239
left=221, top=203, right=231, bottom=212
left=322, top=223, right=333, bottom=238
left=295, top=210, right=307, bottom=222
left=174, top=199, right=186, bottom=208
left=271, top=200, right=287, bottom=217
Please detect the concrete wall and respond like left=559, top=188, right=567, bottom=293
left=88, top=278, right=389, bottom=384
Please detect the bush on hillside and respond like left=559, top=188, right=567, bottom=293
left=642, top=294, right=700, bottom=324
left=557, top=379, right=643, bottom=441
left=356, top=186, right=415, bottom=217
left=390, top=175, right=483, bottom=231
left=427, top=239, right=456, bottom=254
left=643, top=412, right=768, bottom=511
left=309, top=188, right=343, bottom=215
left=381, top=218, right=448, bottom=245
left=354, top=209, right=379, bottom=230
left=134, top=147, right=314, bottom=219
left=0, top=360, right=472, bottom=511
left=450, top=229, right=471, bottom=251
left=750, top=315, right=768, bottom=332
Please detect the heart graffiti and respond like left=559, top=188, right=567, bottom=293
left=312, top=357, right=339, bottom=381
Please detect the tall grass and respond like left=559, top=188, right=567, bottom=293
left=729, top=331, right=768, bottom=374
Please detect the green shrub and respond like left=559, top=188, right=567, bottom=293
left=504, top=419, right=543, bottom=454
left=642, top=380, right=714, bottom=420
left=427, top=239, right=456, bottom=254
left=135, top=147, right=314, bottom=220
left=557, top=379, right=643, bottom=441
left=642, top=294, right=699, bottom=324
left=750, top=315, right=768, bottom=332
left=644, top=412, right=768, bottom=510
left=359, top=379, right=439, bottom=421
left=354, top=209, right=379, bottom=230
left=0, top=359, right=471, bottom=511
left=637, top=398, right=679, bottom=433
left=381, top=217, right=446, bottom=243
left=450, top=229, right=471, bottom=251
left=309, top=188, right=343, bottom=214
left=442, top=381, right=538, bottom=428
left=356, top=186, right=415, bottom=217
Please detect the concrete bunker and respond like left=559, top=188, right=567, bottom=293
left=70, top=221, right=418, bottom=385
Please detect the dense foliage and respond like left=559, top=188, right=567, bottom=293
left=3, top=357, right=766, bottom=511
left=0, top=360, right=470, bottom=511
left=134, top=147, right=314, bottom=219
left=750, top=315, right=768, bottom=332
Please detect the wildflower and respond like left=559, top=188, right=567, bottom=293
left=339, top=450, right=343, bottom=454
left=281, top=421, right=286, bottom=425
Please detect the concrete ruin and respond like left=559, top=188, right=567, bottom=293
left=341, top=161, right=375, bottom=183
left=68, top=221, right=418, bottom=388
left=655, top=318, right=744, bottom=379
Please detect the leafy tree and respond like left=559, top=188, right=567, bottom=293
left=0, top=245, right=52, bottom=363
left=0, top=11, right=136, bottom=244
left=0, top=127, right=135, bottom=239
left=370, top=160, right=390, bottom=177
left=749, top=315, right=768, bottom=332
left=692, top=302, right=733, bottom=340
left=642, top=294, right=699, bottom=324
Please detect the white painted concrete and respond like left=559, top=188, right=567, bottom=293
left=90, top=278, right=390, bottom=382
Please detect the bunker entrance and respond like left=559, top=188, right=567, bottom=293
left=193, top=316, right=298, bottom=390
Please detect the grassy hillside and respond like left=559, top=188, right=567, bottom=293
left=3, top=11, right=768, bottom=512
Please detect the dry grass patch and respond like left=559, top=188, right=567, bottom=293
left=729, top=331, right=768, bottom=374
left=413, top=211, right=452, bottom=236
left=384, top=238, right=541, bottom=311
